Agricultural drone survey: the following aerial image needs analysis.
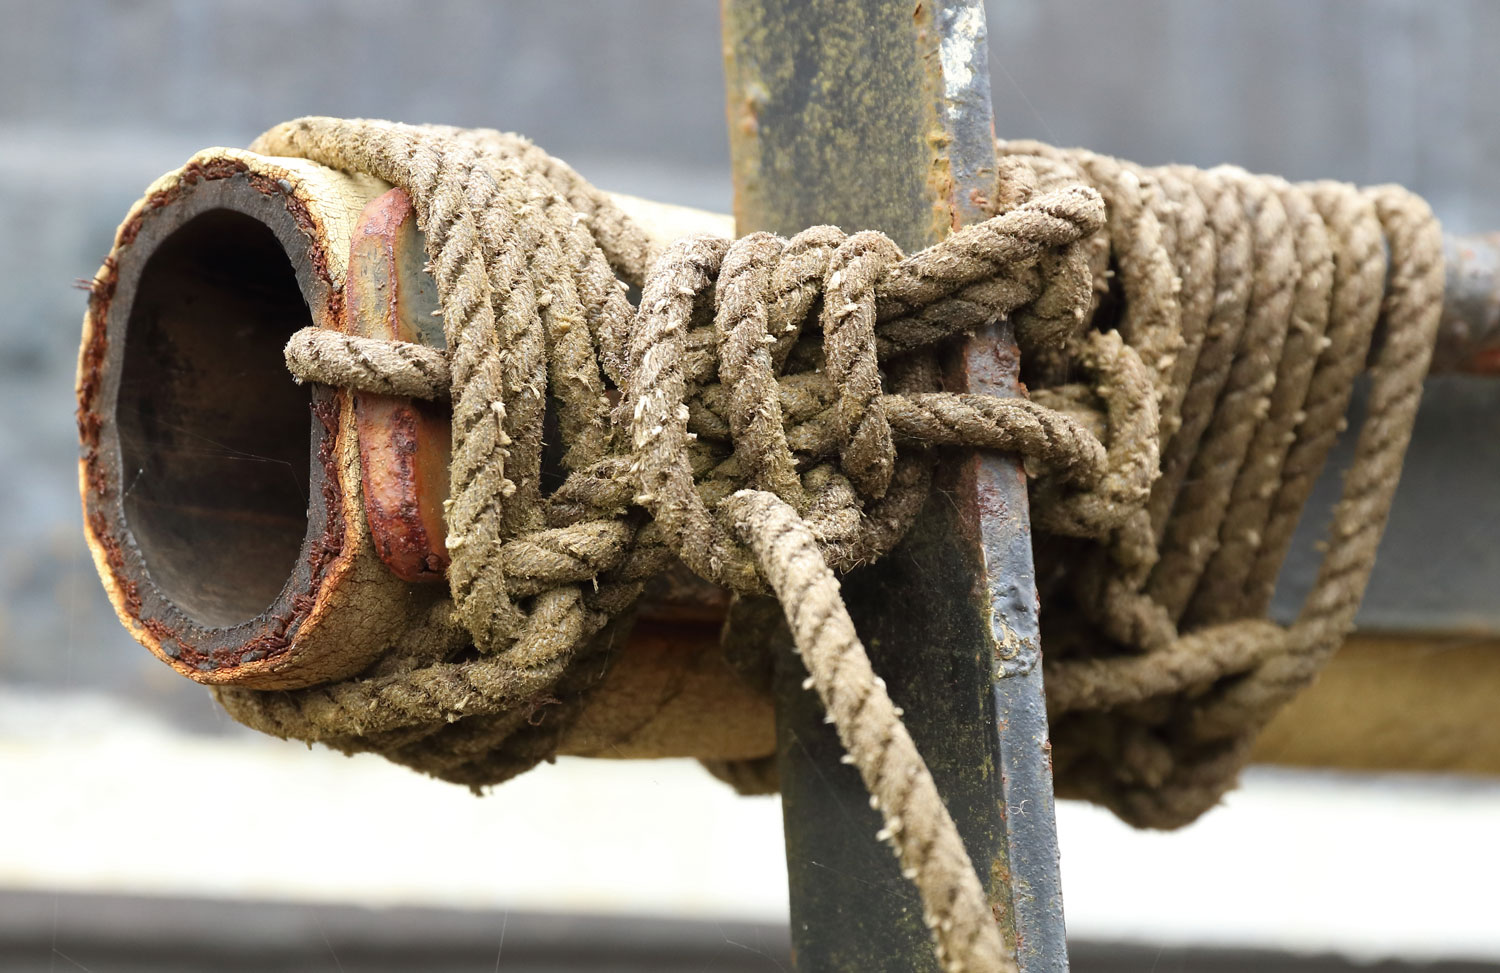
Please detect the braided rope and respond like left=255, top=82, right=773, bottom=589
left=213, top=117, right=1444, bottom=972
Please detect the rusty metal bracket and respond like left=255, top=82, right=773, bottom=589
left=343, top=188, right=452, bottom=583
left=724, top=1, right=1067, bottom=969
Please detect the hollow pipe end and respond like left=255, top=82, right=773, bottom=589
left=77, top=148, right=416, bottom=689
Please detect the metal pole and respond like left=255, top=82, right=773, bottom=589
left=723, top=2, right=1067, bottom=969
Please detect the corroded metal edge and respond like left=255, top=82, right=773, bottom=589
left=344, top=188, right=453, bottom=583
left=76, top=150, right=413, bottom=689
left=726, top=1, right=1068, bottom=969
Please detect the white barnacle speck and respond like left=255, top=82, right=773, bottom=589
left=445, top=534, right=467, bottom=549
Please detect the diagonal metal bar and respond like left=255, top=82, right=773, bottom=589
left=722, top=1, right=1067, bottom=969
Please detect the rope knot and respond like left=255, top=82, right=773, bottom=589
left=247, top=117, right=1443, bottom=973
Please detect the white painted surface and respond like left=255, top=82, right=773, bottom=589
left=2, top=688, right=1498, bottom=962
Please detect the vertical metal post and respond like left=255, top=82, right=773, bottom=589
left=722, top=2, right=1067, bottom=970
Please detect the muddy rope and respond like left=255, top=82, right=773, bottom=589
left=217, top=118, right=1443, bottom=973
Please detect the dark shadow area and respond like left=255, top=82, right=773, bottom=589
left=117, top=209, right=312, bottom=628
left=4, top=891, right=1495, bottom=973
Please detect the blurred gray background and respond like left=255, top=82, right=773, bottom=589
left=2, top=3, right=1499, bottom=970
left=4, top=0, right=1499, bottom=715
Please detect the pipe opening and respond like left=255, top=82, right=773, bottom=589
left=117, top=209, right=313, bottom=629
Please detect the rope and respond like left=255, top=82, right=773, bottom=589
left=213, top=117, right=1444, bottom=972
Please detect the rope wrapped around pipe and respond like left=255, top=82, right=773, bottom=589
left=215, top=117, right=1443, bottom=973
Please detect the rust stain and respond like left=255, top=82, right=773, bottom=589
left=914, top=0, right=961, bottom=242
left=345, top=188, right=452, bottom=583
left=307, top=393, right=348, bottom=602
left=1463, top=344, right=1500, bottom=375
left=359, top=396, right=451, bottom=580
left=78, top=156, right=350, bottom=679
left=85, top=508, right=139, bottom=618
left=153, top=393, right=346, bottom=675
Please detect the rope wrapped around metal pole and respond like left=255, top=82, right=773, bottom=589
left=84, top=117, right=1444, bottom=972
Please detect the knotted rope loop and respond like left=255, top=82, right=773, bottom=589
left=822, top=230, right=902, bottom=499
left=713, top=232, right=810, bottom=507
left=227, top=117, right=1444, bottom=973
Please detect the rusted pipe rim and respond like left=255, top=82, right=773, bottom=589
left=79, top=159, right=368, bottom=684
left=78, top=151, right=742, bottom=692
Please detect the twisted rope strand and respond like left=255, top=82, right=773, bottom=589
left=214, top=117, right=1444, bottom=970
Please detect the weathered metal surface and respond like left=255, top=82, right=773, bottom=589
left=724, top=1, right=1066, bottom=969
left=76, top=154, right=409, bottom=689
left=344, top=189, right=452, bottom=583
left=1433, top=233, right=1500, bottom=375
left=77, top=152, right=773, bottom=751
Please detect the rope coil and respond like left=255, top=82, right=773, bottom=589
left=221, top=117, right=1443, bottom=973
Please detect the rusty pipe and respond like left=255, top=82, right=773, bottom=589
left=76, top=148, right=1500, bottom=766
left=1433, top=232, right=1500, bottom=374
left=77, top=148, right=769, bottom=760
